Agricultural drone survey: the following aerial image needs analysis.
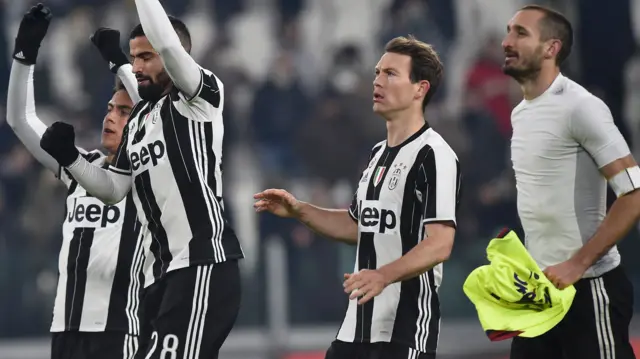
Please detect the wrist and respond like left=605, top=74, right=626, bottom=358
left=571, top=250, right=593, bottom=271
left=378, top=264, right=398, bottom=286
left=66, top=153, right=82, bottom=169
left=13, top=53, right=35, bottom=65
left=60, top=148, right=80, bottom=168
left=293, top=201, right=307, bottom=220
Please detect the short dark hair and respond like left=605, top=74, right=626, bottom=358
left=521, top=4, right=573, bottom=65
left=113, top=77, right=126, bottom=93
left=384, top=35, right=444, bottom=111
left=130, top=15, right=192, bottom=53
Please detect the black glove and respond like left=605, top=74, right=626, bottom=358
left=91, top=27, right=129, bottom=73
left=40, top=122, right=80, bottom=167
left=13, top=3, right=52, bottom=65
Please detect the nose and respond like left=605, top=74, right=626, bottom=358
left=501, top=34, right=513, bottom=50
left=104, top=110, right=115, bottom=125
left=132, top=58, right=143, bottom=74
left=373, top=74, right=382, bottom=88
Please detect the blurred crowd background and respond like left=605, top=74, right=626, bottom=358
left=2, top=0, right=640, bottom=356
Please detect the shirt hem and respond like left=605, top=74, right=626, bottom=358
left=334, top=337, right=435, bottom=355
left=144, top=254, right=244, bottom=288
left=49, top=327, right=138, bottom=335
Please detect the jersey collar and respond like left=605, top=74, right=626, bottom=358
left=386, top=122, right=430, bottom=151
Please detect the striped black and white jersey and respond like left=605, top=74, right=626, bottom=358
left=108, top=68, right=244, bottom=287
left=52, top=150, right=145, bottom=335
left=337, top=124, right=462, bottom=354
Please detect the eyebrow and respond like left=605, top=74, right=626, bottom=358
left=130, top=51, right=154, bottom=58
left=508, top=24, right=529, bottom=33
left=375, top=66, right=399, bottom=73
left=108, top=103, right=133, bottom=111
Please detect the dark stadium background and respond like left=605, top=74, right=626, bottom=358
left=2, top=0, right=640, bottom=358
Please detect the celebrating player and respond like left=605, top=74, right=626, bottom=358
left=503, top=5, right=639, bottom=359
left=254, top=36, right=461, bottom=359
left=7, top=4, right=144, bottom=359
left=38, top=0, right=244, bottom=358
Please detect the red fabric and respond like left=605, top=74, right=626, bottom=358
left=466, top=59, right=513, bottom=137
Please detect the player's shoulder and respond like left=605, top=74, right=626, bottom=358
left=421, top=128, right=459, bottom=161
left=511, top=99, right=527, bottom=117
left=371, top=140, right=386, bottom=154
left=126, top=100, right=150, bottom=123
left=554, top=74, right=607, bottom=110
left=199, top=66, right=224, bottom=90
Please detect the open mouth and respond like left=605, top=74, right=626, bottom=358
left=137, top=78, right=150, bottom=85
left=373, top=93, right=384, bottom=102
left=505, top=52, right=518, bottom=62
left=103, top=128, right=115, bottom=134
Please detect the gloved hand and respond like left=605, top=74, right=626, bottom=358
left=13, top=3, right=52, bottom=65
left=91, top=28, right=129, bottom=73
left=40, top=122, right=80, bottom=167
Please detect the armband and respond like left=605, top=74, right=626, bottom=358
left=609, top=166, right=640, bottom=197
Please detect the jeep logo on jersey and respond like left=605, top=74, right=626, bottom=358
left=358, top=200, right=399, bottom=235
left=67, top=197, right=121, bottom=228
left=131, top=140, right=166, bottom=171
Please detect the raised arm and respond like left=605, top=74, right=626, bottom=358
left=7, top=62, right=59, bottom=173
left=117, top=64, right=141, bottom=103
left=90, top=27, right=142, bottom=104
left=7, top=5, right=88, bottom=177
left=135, top=0, right=201, bottom=98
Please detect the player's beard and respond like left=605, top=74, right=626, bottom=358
left=138, top=70, right=172, bottom=102
left=502, top=46, right=544, bottom=83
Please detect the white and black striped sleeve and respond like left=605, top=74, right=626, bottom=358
left=348, top=192, right=359, bottom=222
left=420, top=145, right=461, bottom=227
left=174, top=69, right=223, bottom=122
left=108, top=125, right=132, bottom=176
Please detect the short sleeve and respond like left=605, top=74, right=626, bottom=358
left=570, top=96, right=630, bottom=168
left=176, top=69, right=223, bottom=122
left=108, top=125, right=132, bottom=176
left=58, top=149, right=104, bottom=187
left=420, top=145, right=461, bottom=226
left=348, top=192, right=359, bottom=222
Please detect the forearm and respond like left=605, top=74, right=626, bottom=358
left=379, top=234, right=453, bottom=284
left=573, top=190, right=640, bottom=267
left=66, top=157, right=131, bottom=204
left=117, top=64, right=141, bottom=103
left=7, top=61, right=59, bottom=173
left=134, top=0, right=201, bottom=97
left=296, top=202, right=358, bottom=245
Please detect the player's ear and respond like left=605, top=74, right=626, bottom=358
left=545, top=39, right=561, bottom=60
left=415, top=80, right=431, bottom=100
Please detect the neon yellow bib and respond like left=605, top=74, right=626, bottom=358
left=463, top=230, right=576, bottom=340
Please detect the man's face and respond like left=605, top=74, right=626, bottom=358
left=130, top=36, right=172, bottom=101
left=102, top=90, right=133, bottom=154
left=373, top=52, right=426, bottom=117
left=502, top=10, right=548, bottom=81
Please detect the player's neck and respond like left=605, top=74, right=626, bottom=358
left=386, top=112, right=425, bottom=148
left=106, top=154, right=114, bottom=165
left=520, top=67, right=561, bottom=101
